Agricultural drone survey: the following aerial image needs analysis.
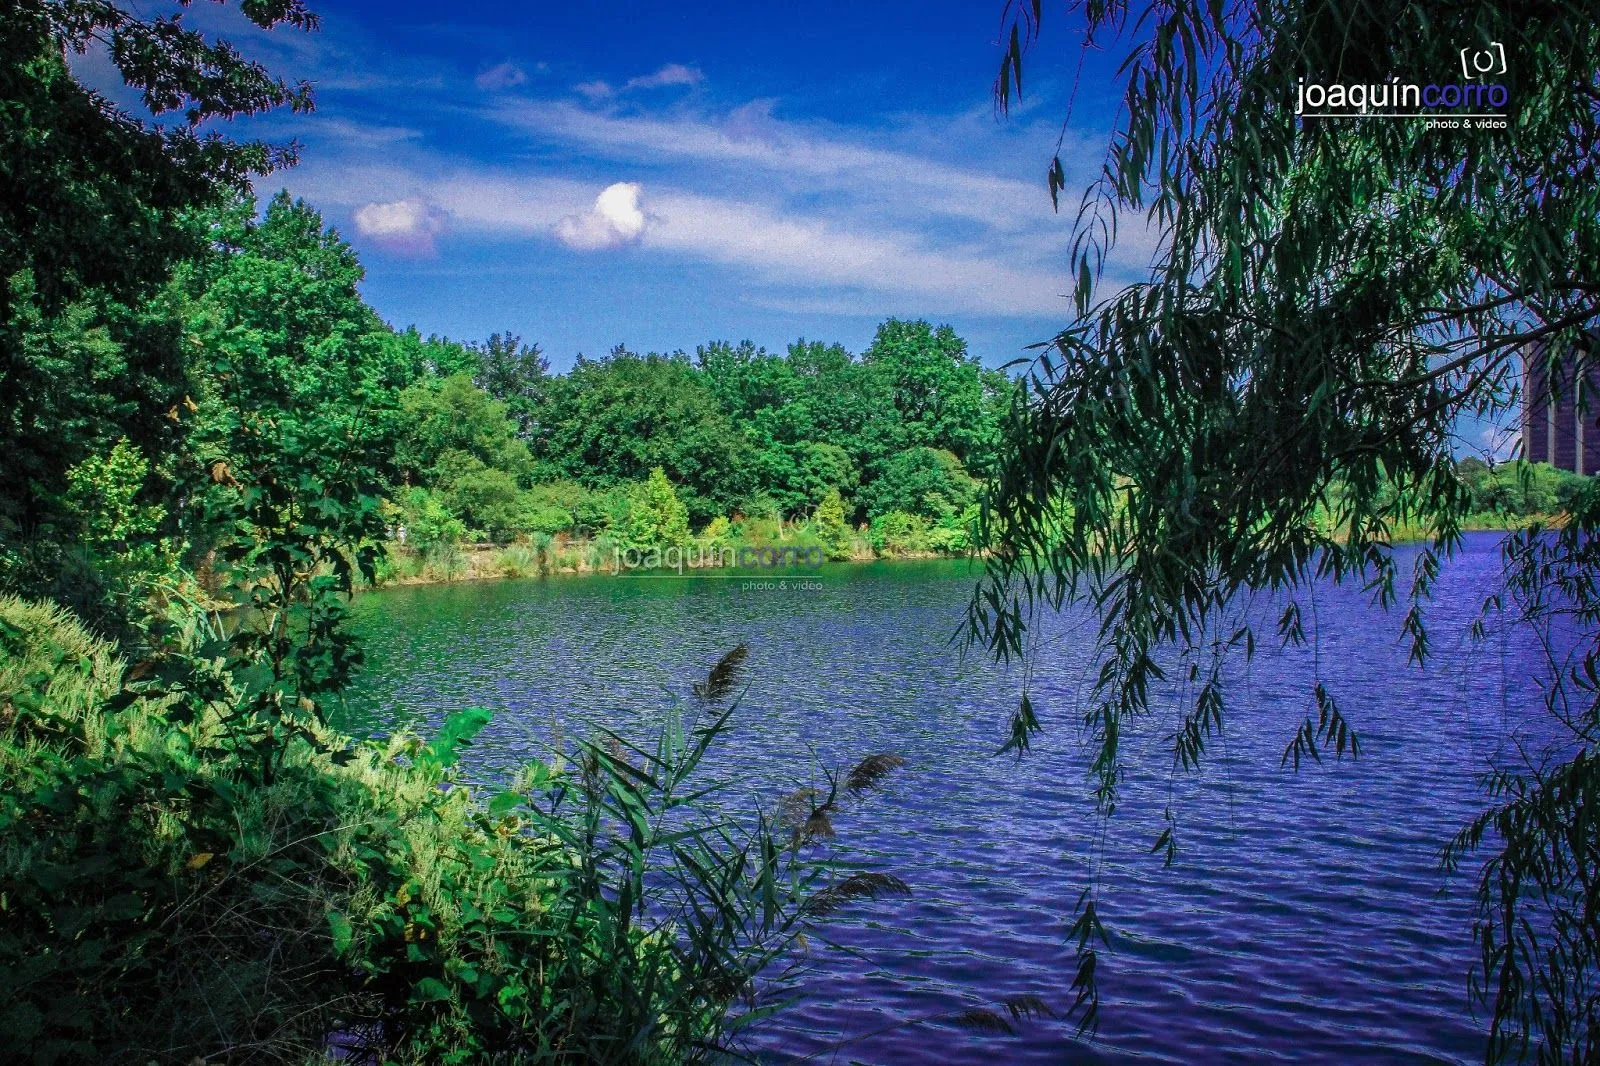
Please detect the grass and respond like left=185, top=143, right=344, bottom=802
left=0, top=593, right=913, bottom=1065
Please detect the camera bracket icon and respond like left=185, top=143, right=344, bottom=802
left=1460, top=42, right=1507, bottom=80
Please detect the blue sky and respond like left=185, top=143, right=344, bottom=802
left=72, top=2, right=1514, bottom=454
left=144, top=1, right=1155, bottom=371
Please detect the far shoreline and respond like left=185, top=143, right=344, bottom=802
left=357, top=521, right=1542, bottom=595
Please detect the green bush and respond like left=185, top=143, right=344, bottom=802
left=867, top=510, right=931, bottom=555
left=1456, top=459, right=1589, bottom=518
left=812, top=486, right=854, bottom=560
left=398, top=487, right=468, bottom=553
left=622, top=468, right=691, bottom=550
left=926, top=504, right=980, bottom=554
left=443, top=465, right=525, bottom=543
left=0, top=596, right=908, bottom=1065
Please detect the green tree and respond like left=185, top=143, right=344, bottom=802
left=394, top=373, right=531, bottom=488
left=0, top=1, right=315, bottom=618
left=0, top=1, right=312, bottom=322
left=976, top=1, right=1600, bottom=1055
left=786, top=338, right=883, bottom=462
left=472, top=331, right=549, bottom=438
left=181, top=191, right=402, bottom=723
left=378, top=326, right=478, bottom=381
left=535, top=348, right=749, bottom=523
left=622, top=467, right=691, bottom=550
left=699, top=340, right=874, bottom=516
left=813, top=486, right=853, bottom=561
left=861, top=319, right=1006, bottom=466
left=861, top=447, right=978, bottom=522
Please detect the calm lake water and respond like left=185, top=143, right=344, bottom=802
left=342, top=535, right=1561, bottom=1064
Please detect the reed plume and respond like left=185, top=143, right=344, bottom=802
left=950, top=995, right=1057, bottom=1036
left=693, top=642, right=749, bottom=700
left=801, top=872, right=911, bottom=916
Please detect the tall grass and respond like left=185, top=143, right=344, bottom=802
left=0, top=595, right=909, bottom=1064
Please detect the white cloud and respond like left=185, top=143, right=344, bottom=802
left=490, top=98, right=1165, bottom=278
left=554, top=182, right=648, bottom=250
left=279, top=70, right=1145, bottom=316
left=624, top=63, right=703, bottom=91
left=475, top=61, right=528, bottom=91
left=572, top=64, right=702, bottom=100
left=353, top=198, right=446, bottom=253
left=639, top=190, right=1066, bottom=316
left=493, top=99, right=1048, bottom=232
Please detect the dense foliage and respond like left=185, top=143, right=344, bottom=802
left=6, top=0, right=1597, bottom=1060
left=977, top=0, right=1600, bottom=1059
left=0, top=0, right=314, bottom=635
left=0, top=596, right=909, bottom=1064
left=0, top=6, right=925, bottom=1064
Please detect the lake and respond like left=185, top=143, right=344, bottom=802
left=342, top=534, right=1556, bottom=1064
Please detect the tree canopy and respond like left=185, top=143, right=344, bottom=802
left=974, top=0, right=1600, bottom=1056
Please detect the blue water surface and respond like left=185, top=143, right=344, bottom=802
left=342, top=534, right=1564, bottom=1064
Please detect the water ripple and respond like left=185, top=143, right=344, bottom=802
left=343, top=536, right=1563, bottom=1065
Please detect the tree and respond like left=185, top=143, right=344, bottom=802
left=862, top=319, right=1006, bottom=466
left=472, top=331, right=549, bottom=438
left=0, top=1, right=315, bottom=617
left=394, top=373, right=531, bottom=488
left=974, top=0, right=1600, bottom=1056
left=622, top=467, right=690, bottom=550
left=397, top=486, right=467, bottom=552
left=0, top=1, right=313, bottom=321
left=443, top=467, right=524, bottom=543
left=379, top=327, right=478, bottom=381
left=786, top=338, right=884, bottom=465
left=813, top=486, right=853, bottom=561
left=861, top=447, right=977, bottom=523
left=181, top=191, right=402, bottom=718
left=534, top=347, right=750, bottom=523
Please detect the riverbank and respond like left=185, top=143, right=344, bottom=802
left=363, top=514, right=1553, bottom=592
left=363, top=536, right=965, bottom=590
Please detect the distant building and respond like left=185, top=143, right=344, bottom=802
left=1523, top=342, right=1600, bottom=475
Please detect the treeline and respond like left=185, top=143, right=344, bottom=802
left=1, top=187, right=1011, bottom=627
left=1454, top=457, right=1590, bottom=518
left=0, top=9, right=923, bottom=1059
left=387, top=306, right=1010, bottom=562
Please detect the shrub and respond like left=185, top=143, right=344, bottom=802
left=926, top=504, right=980, bottom=554
left=622, top=468, right=691, bottom=550
left=867, top=510, right=931, bottom=555
left=372, top=549, right=426, bottom=585
left=0, top=597, right=908, bottom=1065
left=523, top=481, right=600, bottom=536
left=813, top=486, right=853, bottom=560
left=496, top=534, right=553, bottom=578
left=697, top=514, right=734, bottom=551
left=398, top=487, right=467, bottom=552
left=443, top=465, right=525, bottom=543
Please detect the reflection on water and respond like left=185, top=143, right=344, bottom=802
left=342, top=537, right=1555, bottom=1064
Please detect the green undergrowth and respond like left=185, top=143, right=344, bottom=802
left=0, top=597, right=903, bottom=1064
